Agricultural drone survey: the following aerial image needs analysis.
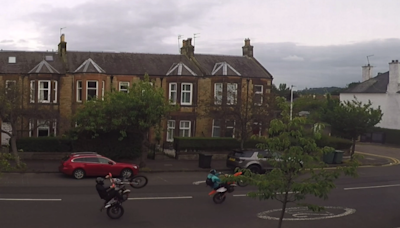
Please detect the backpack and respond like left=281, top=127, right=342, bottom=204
left=205, top=177, right=214, bottom=187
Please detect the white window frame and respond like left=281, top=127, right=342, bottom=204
left=8, top=56, right=16, bottom=64
left=38, top=80, right=51, bottom=103
left=37, top=120, right=50, bottom=137
left=30, top=81, right=35, bottom=103
left=119, top=81, right=129, bottom=93
left=225, top=120, right=236, bottom=138
left=211, top=119, right=221, bottom=137
left=102, top=81, right=105, bottom=100
left=29, top=120, right=33, bottom=137
left=226, top=83, right=238, bottom=105
left=166, top=120, right=175, bottom=142
left=5, top=80, right=16, bottom=94
left=52, top=80, right=58, bottom=103
left=52, top=120, right=57, bottom=136
left=168, top=83, right=177, bottom=104
left=181, top=83, right=193, bottom=105
left=86, top=80, right=98, bottom=101
left=254, top=85, right=263, bottom=105
left=76, top=80, right=82, bottom=102
left=214, top=83, right=223, bottom=105
left=179, top=120, right=191, bottom=137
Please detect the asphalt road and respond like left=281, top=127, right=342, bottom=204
left=2, top=166, right=400, bottom=228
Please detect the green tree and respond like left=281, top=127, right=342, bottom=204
left=224, top=96, right=359, bottom=228
left=321, top=95, right=383, bottom=157
left=0, top=152, right=12, bottom=175
left=73, top=74, right=177, bottom=167
left=0, top=81, right=58, bottom=168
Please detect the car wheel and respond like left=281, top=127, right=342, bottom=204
left=73, top=169, right=85, bottom=180
left=121, top=168, right=133, bottom=179
left=247, top=165, right=261, bottom=174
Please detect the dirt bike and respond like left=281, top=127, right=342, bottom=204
left=102, top=173, right=148, bottom=219
left=208, top=171, right=243, bottom=204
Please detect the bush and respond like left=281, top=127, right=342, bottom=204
left=71, top=130, right=143, bottom=160
left=316, top=135, right=352, bottom=150
left=16, top=137, right=72, bottom=152
left=173, top=137, right=262, bottom=151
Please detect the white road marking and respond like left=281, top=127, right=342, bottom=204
left=0, top=198, right=62, bottom=201
left=192, top=180, right=206, bottom=185
left=344, top=184, right=400, bottom=191
left=233, top=192, right=298, bottom=197
left=258, top=206, right=356, bottom=221
left=128, top=196, right=193, bottom=200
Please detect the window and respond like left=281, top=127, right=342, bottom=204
left=254, top=85, right=263, bottom=105
left=212, top=119, right=221, bottom=137
left=86, top=81, right=98, bottom=100
left=226, top=83, right=237, bottom=105
left=119, top=82, right=129, bottom=93
left=102, top=81, right=105, bottom=100
left=98, top=157, right=112, bottom=164
left=253, top=122, right=262, bottom=136
left=45, top=55, right=53, bottom=61
left=166, top=120, right=175, bottom=142
left=5, top=80, right=16, bottom=94
left=52, top=80, right=58, bottom=103
left=38, top=80, right=50, bottom=103
left=76, top=80, right=82, bottom=102
left=181, top=83, right=193, bottom=105
left=168, top=83, right=177, bottom=104
left=30, top=81, right=35, bottom=103
left=8, top=56, right=16, bottom=64
left=179, top=121, right=191, bottom=137
left=37, top=120, right=50, bottom=137
left=225, top=120, right=235, bottom=138
left=214, top=83, right=223, bottom=105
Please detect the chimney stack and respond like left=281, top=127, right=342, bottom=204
left=242, top=38, right=253, bottom=57
left=361, top=64, right=373, bottom=82
left=58, top=34, right=67, bottom=57
left=180, top=38, right=194, bottom=58
left=388, top=60, right=400, bottom=93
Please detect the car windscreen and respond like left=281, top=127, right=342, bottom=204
left=233, top=151, right=254, bottom=158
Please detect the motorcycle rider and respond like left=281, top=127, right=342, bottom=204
left=95, top=177, right=123, bottom=211
left=206, top=169, right=222, bottom=190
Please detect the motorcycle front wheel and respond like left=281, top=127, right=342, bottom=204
left=237, top=180, right=249, bottom=187
left=213, top=193, right=226, bottom=204
left=129, top=175, right=148, bottom=189
left=106, top=204, right=125, bottom=219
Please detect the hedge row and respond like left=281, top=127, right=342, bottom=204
left=173, top=135, right=353, bottom=151
left=16, top=130, right=143, bottom=160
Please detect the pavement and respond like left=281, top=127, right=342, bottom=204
left=5, top=144, right=399, bottom=173
left=2, top=164, right=400, bottom=228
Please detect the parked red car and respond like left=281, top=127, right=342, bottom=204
left=59, top=152, right=139, bottom=180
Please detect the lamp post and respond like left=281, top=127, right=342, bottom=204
left=290, top=85, right=295, bottom=121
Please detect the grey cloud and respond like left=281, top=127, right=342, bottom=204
left=0, top=40, right=13, bottom=43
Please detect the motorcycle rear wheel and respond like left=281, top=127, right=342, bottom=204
left=106, top=204, right=125, bottom=219
left=213, top=193, right=226, bottom=204
left=129, top=175, right=148, bottom=189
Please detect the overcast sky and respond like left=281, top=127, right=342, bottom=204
left=2, top=0, right=400, bottom=90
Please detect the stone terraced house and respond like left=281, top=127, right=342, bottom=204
left=0, top=35, right=274, bottom=146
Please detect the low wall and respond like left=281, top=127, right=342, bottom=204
left=177, top=151, right=230, bottom=160
left=17, top=152, right=70, bottom=160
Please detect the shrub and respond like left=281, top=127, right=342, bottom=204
left=16, top=137, right=72, bottom=152
left=173, top=137, right=262, bottom=151
left=316, top=135, right=352, bottom=150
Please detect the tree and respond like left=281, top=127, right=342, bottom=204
left=0, top=81, right=58, bottom=167
left=224, top=96, right=359, bottom=228
left=0, top=152, right=12, bottom=175
left=73, top=74, right=177, bottom=167
left=272, top=83, right=299, bottom=101
left=199, top=82, right=273, bottom=150
left=321, top=95, right=383, bottom=157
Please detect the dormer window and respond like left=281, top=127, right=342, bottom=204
left=8, top=56, right=16, bottom=64
left=45, top=55, right=54, bottom=61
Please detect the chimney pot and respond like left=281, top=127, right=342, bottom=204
left=242, top=38, right=254, bottom=58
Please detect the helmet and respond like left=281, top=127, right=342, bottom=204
left=209, top=169, right=217, bottom=175
left=96, top=177, right=104, bottom=185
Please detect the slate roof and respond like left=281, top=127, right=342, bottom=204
left=0, top=50, right=273, bottom=79
left=341, top=72, right=389, bottom=93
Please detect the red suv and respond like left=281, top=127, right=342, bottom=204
left=59, top=152, right=139, bottom=180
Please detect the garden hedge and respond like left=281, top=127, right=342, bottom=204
left=16, top=137, right=72, bottom=152
left=173, top=137, right=262, bottom=151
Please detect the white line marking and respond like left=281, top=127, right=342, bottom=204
left=0, top=198, right=62, bottom=201
left=344, top=184, right=400, bottom=191
left=192, top=180, right=206, bottom=185
left=258, top=206, right=356, bottom=221
left=233, top=192, right=298, bottom=197
left=128, top=196, right=193, bottom=200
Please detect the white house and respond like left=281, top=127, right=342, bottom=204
left=340, top=60, right=400, bottom=130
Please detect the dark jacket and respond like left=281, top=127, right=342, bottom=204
left=96, top=184, right=112, bottom=200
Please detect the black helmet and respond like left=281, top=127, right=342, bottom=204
left=96, top=177, right=104, bottom=185
left=210, top=169, right=217, bottom=175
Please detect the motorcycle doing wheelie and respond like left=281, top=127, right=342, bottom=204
left=208, top=171, right=243, bottom=204
left=101, top=173, right=149, bottom=219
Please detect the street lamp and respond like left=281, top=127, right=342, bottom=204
left=290, top=85, right=295, bottom=121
